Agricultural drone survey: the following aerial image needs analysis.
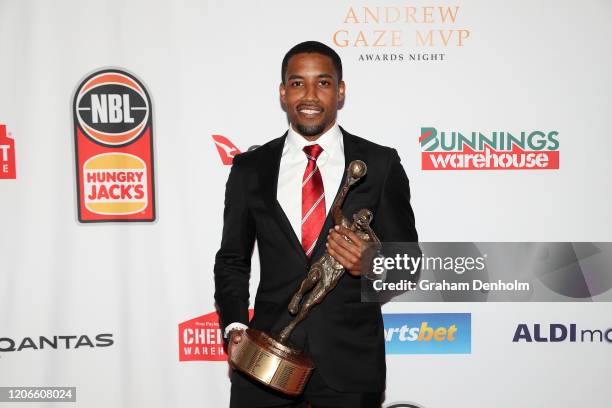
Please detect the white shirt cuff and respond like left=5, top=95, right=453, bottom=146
left=223, top=322, right=248, bottom=339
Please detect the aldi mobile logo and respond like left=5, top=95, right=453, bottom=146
left=513, top=323, right=612, bottom=343
left=73, top=69, right=155, bottom=222
left=420, top=127, right=559, bottom=170
left=383, top=313, right=471, bottom=354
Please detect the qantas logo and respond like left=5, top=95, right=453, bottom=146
left=212, top=135, right=260, bottom=165
left=212, top=135, right=241, bottom=165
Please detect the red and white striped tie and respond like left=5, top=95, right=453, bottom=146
left=301, top=144, right=325, bottom=258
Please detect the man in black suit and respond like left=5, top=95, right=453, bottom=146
left=214, top=41, right=418, bottom=408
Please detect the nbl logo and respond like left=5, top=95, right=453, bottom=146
left=75, top=71, right=150, bottom=146
left=73, top=69, right=156, bottom=222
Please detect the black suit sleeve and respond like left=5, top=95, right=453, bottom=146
left=375, top=148, right=418, bottom=242
left=214, top=154, right=255, bottom=332
left=370, top=148, right=421, bottom=301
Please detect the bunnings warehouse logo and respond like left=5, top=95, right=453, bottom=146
left=420, top=127, right=560, bottom=170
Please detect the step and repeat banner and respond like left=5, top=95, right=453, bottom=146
left=1, top=1, right=611, bottom=407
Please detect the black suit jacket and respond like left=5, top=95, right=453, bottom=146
left=214, top=126, right=418, bottom=392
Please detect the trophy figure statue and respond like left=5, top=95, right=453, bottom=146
left=229, top=160, right=381, bottom=396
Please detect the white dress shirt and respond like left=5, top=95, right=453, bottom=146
left=277, top=122, right=345, bottom=243
left=224, top=123, right=345, bottom=338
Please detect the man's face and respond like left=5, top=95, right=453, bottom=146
left=280, top=52, right=345, bottom=139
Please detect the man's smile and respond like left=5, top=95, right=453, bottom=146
left=297, top=104, right=323, bottom=118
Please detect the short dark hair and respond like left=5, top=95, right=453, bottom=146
left=281, top=41, right=343, bottom=84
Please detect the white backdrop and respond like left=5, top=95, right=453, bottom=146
left=1, top=0, right=611, bottom=407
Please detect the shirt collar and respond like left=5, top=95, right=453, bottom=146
left=285, top=122, right=344, bottom=160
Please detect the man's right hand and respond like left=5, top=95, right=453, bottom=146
left=227, top=329, right=244, bottom=361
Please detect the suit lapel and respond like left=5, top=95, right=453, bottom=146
left=264, top=132, right=308, bottom=265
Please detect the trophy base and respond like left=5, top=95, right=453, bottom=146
left=229, top=328, right=314, bottom=396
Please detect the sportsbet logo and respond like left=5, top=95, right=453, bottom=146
left=383, top=313, right=471, bottom=354
left=83, top=153, right=147, bottom=215
left=420, top=127, right=560, bottom=170
left=73, top=68, right=155, bottom=222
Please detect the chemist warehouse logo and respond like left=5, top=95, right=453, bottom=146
left=420, top=127, right=560, bottom=170
left=73, top=68, right=156, bottom=222
left=178, top=310, right=253, bottom=361
left=383, top=313, right=471, bottom=354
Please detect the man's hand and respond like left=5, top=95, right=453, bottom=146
left=227, top=328, right=244, bottom=361
left=326, top=225, right=364, bottom=276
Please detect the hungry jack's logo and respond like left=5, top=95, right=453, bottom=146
left=73, top=69, right=156, bottom=222
left=420, top=127, right=560, bottom=170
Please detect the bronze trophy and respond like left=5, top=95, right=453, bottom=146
left=229, top=160, right=381, bottom=396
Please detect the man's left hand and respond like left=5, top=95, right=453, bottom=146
left=326, top=225, right=364, bottom=276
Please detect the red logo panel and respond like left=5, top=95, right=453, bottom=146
left=179, top=310, right=253, bottom=362
left=0, top=125, right=16, bottom=179
left=72, top=69, right=156, bottom=222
